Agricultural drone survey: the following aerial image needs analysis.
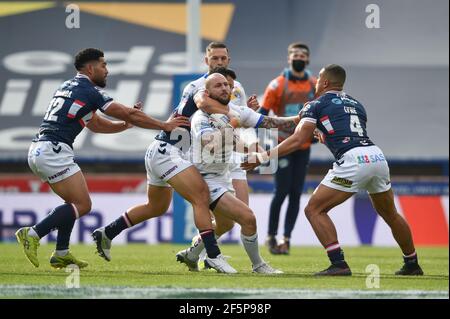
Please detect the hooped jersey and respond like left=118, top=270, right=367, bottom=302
left=34, top=74, right=113, bottom=148
left=300, top=91, right=374, bottom=159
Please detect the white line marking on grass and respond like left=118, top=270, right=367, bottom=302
left=0, top=285, right=448, bottom=299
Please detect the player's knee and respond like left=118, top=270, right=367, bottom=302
left=304, top=203, right=318, bottom=221
left=195, top=182, right=210, bottom=206
left=216, top=220, right=235, bottom=236
left=240, top=210, right=257, bottom=233
left=75, top=198, right=92, bottom=216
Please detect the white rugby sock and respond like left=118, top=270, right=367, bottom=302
left=55, top=249, right=69, bottom=257
left=241, top=233, right=264, bottom=267
left=190, top=234, right=220, bottom=258
left=28, top=227, right=40, bottom=238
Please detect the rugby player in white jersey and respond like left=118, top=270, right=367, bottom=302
left=177, top=73, right=296, bottom=274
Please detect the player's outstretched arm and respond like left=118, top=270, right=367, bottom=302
left=241, top=120, right=316, bottom=171
left=104, top=102, right=190, bottom=131
left=87, top=112, right=130, bottom=133
left=257, top=115, right=301, bottom=133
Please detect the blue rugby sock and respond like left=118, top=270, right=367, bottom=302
left=105, top=212, right=132, bottom=240
left=200, top=229, right=221, bottom=259
left=34, top=203, right=77, bottom=240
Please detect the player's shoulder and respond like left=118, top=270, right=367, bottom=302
left=191, top=108, right=208, bottom=122
left=187, top=76, right=206, bottom=91
left=91, top=86, right=112, bottom=102
left=305, top=95, right=325, bottom=108
left=182, top=77, right=206, bottom=100
left=191, top=110, right=212, bottom=131
left=65, top=77, right=95, bottom=97
left=233, top=79, right=245, bottom=90
left=343, top=93, right=361, bottom=105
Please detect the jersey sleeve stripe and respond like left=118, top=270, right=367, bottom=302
left=300, top=117, right=317, bottom=125
left=101, top=100, right=114, bottom=112
left=254, top=114, right=264, bottom=128
left=67, top=100, right=85, bottom=118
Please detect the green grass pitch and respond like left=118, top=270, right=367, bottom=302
left=0, top=243, right=448, bottom=298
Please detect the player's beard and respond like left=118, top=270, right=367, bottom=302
left=209, top=93, right=231, bottom=106
left=94, top=77, right=107, bottom=88
left=92, top=73, right=107, bottom=88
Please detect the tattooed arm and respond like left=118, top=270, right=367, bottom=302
left=257, top=115, right=301, bottom=133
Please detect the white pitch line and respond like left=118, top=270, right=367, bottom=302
left=0, top=285, right=448, bottom=299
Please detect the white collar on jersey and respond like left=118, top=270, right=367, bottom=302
left=75, top=73, right=91, bottom=80
left=326, top=90, right=344, bottom=95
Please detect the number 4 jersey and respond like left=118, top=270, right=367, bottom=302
left=300, top=90, right=374, bottom=160
left=34, top=73, right=113, bottom=148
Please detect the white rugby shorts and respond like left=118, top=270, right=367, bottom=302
left=202, top=172, right=235, bottom=204
left=28, top=141, right=80, bottom=184
left=321, top=145, right=392, bottom=194
left=229, top=152, right=247, bottom=180
left=145, top=140, right=193, bottom=187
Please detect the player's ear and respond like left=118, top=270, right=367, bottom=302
left=86, top=63, right=94, bottom=75
left=204, top=56, right=209, bottom=66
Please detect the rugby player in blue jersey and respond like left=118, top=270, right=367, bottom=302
left=16, top=48, right=189, bottom=269
left=242, top=64, right=423, bottom=276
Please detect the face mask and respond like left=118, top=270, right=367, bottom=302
left=292, top=59, right=306, bottom=72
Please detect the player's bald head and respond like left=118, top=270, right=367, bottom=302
left=205, top=73, right=231, bottom=105
left=321, top=64, right=346, bottom=88
left=205, top=73, right=228, bottom=90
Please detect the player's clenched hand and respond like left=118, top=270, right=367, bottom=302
left=313, top=129, right=325, bottom=144
left=241, top=152, right=262, bottom=171
left=133, top=101, right=143, bottom=111
left=164, top=116, right=190, bottom=131
left=227, top=109, right=241, bottom=128
left=247, top=95, right=260, bottom=111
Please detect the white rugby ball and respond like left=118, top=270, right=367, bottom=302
left=209, top=113, right=231, bottom=129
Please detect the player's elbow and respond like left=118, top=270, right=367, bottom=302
left=194, top=93, right=208, bottom=110
left=86, top=118, right=101, bottom=133
left=195, top=98, right=208, bottom=111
